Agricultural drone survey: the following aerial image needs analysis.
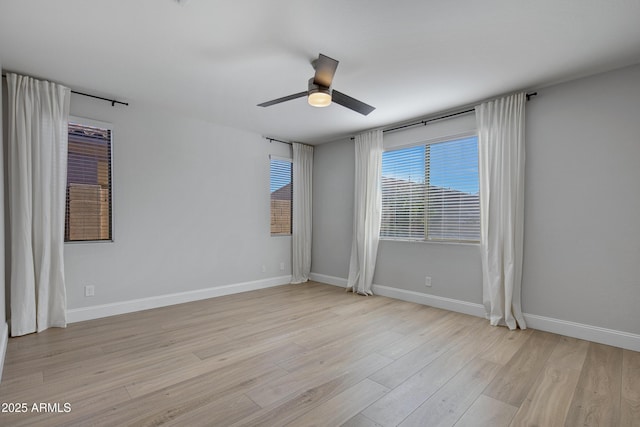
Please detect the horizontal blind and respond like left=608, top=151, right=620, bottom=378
left=426, top=136, right=479, bottom=241
left=381, top=136, right=480, bottom=242
left=381, top=146, right=426, bottom=240
left=65, top=122, right=112, bottom=242
left=270, top=158, right=292, bottom=235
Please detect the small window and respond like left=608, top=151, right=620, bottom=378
left=381, top=135, right=480, bottom=242
left=65, top=118, right=113, bottom=242
left=270, top=157, right=292, bottom=236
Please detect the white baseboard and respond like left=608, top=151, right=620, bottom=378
left=309, top=273, right=348, bottom=288
left=372, top=284, right=487, bottom=318
left=310, top=273, right=640, bottom=352
left=523, top=313, right=640, bottom=352
left=67, top=275, right=292, bottom=324
left=0, top=321, right=8, bottom=383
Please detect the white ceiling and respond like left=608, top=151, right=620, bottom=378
left=1, top=0, right=639, bottom=144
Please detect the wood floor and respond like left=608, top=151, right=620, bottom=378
left=0, top=281, right=638, bottom=426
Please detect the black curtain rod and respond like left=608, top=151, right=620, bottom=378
left=351, top=91, right=538, bottom=139
left=384, top=108, right=475, bottom=133
left=2, top=73, right=128, bottom=107
left=264, top=137, right=314, bottom=148
left=266, top=137, right=292, bottom=145
left=68, top=90, right=128, bottom=107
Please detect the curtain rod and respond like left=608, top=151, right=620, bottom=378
left=2, top=73, right=129, bottom=107
left=351, top=91, right=538, bottom=139
left=384, top=108, right=475, bottom=133
left=266, top=137, right=292, bottom=145
left=264, top=136, right=314, bottom=148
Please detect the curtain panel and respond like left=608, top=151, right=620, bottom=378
left=7, top=73, right=70, bottom=336
left=476, top=92, right=527, bottom=330
left=347, top=129, right=383, bottom=295
left=291, top=142, right=313, bottom=284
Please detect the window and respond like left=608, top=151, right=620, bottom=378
left=65, top=118, right=113, bottom=242
left=381, top=135, right=480, bottom=242
left=270, top=156, right=292, bottom=235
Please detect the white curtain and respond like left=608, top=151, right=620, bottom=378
left=7, top=73, right=70, bottom=336
left=291, top=142, right=313, bottom=284
left=476, top=92, right=527, bottom=330
left=347, top=129, right=383, bottom=295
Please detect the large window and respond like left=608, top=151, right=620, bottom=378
left=270, top=157, right=292, bottom=236
left=65, top=118, right=113, bottom=242
left=381, top=135, right=480, bottom=242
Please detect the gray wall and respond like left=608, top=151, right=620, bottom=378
left=522, top=64, right=640, bottom=334
left=62, top=95, right=292, bottom=309
left=311, top=137, right=354, bottom=280
left=312, top=63, right=640, bottom=335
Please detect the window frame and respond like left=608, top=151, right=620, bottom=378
left=269, top=155, right=293, bottom=237
left=380, top=131, right=480, bottom=244
left=65, top=115, right=114, bottom=244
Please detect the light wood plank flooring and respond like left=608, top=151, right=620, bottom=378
left=0, top=281, right=637, bottom=426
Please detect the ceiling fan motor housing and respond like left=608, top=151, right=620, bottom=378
left=307, top=78, right=331, bottom=107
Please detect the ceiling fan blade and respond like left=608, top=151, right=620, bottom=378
left=332, top=90, right=375, bottom=116
left=313, top=54, right=339, bottom=88
left=257, top=91, right=307, bottom=107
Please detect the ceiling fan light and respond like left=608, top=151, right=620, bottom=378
left=308, top=90, right=331, bottom=107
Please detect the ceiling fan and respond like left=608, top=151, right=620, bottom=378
left=257, top=53, right=375, bottom=116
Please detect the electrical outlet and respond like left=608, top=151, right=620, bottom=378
left=84, top=285, right=95, bottom=297
left=425, top=276, right=432, bottom=287
left=261, top=265, right=267, bottom=273
left=280, top=262, right=285, bottom=271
